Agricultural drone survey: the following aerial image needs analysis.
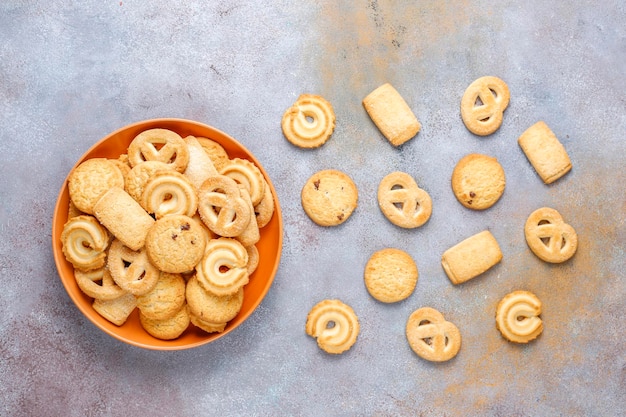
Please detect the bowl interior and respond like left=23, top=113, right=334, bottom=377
left=52, top=119, right=283, bottom=350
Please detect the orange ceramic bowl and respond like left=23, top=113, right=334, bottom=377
left=52, top=119, right=283, bottom=350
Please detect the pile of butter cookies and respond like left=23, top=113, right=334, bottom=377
left=60, top=128, right=274, bottom=340
left=283, top=77, right=577, bottom=359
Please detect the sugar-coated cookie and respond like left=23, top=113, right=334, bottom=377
left=524, top=207, right=577, bottom=263
left=197, top=174, right=252, bottom=237
left=441, top=230, right=502, bottom=285
left=282, top=94, right=336, bottom=148
left=107, top=238, right=160, bottom=296
left=127, top=128, right=189, bottom=172
left=451, top=153, right=505, bottom=210
left=301, top=169, right=358, bottom=226
left=74, top=267, right=126, bottom=301
left=406, top=307, right=461, bottom=362
left=460, top=76, right=510, bottom=136
left=305, top=299, right=360, bottom=355
left=496, top=290, right=543, bottom=343
left=364, top=248, right=418, bottom=303
left=518, top=121, right=572, bottom=184
left=377, top=171, right=432, bottom=228
left=68, top=158, right=125, bottom=214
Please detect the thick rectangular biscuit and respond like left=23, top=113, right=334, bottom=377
left=93, top=186, right=154, bottom=250
left=518, top=121, right=572, bottom=184
left=362, top=83, right=421, bottom=147
left=441, top=230, right=502, bottom=285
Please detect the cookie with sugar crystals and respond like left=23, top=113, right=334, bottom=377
left=301, top=169, right=358, bottom=226
left=364, top=248, right=418, bottom=303
left=136, top=272, right=187, bottom=320
left=68, top=158, right=125, bottom=214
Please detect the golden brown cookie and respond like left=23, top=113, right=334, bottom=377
left=441, top=230, right=502, bottom=285
left=140, top=304, right=190, bottom=340
left=196, top=137, right=230, bottom=171
left=377, top=171, right=432, bottom=228
left=281, top=94, right=336, bottom=148
left=124, top=160, right=172, bottom=203
left=92, top=292, right=137, bottom=326
left=136, top=272, right=187, bottom=320
left=219, top=158, right=266, bottom=206
left=451, top=153, right=506, bottom=210
left=254, top=179, right=275, bottom=228
left=460, top=76, right=510, bottom=136
left=362, top=83, right=421, bottom=147
left=189, top=312, right=227, bottom=334
left=197, top=174, right=252, bottom=237
left=107, top=239, right=160, bottom=296
left=305, top=299, right=360, bottom=354
left=301, top=169, right=358, bottom=226
left=74, top=267, right=126, bottom=301
left=496, top=290, right=543, bottom=343
left=61, top=215, right=110, bottom=271
left=141, top=170, right=198, bottom=219
left=145, top=214, right=207, bottom=273
left=364, top=248, right=418, bottom=303
left=235, top=186, right=260, bottom=247
left=518, top=121, right=572, bottom=184
left=245, top=244, right=259, bottom=276
left=186, top=275, right=244, bottom=323
left=195, top=238, right=249, bottom=296
left=524, top=207, right=577, bottom=263
left=183, top=135, right=219, bottom=191
left=127, top=128, right=189, bottom=172
left=68, top=158, right=125, bottom=214
left=406, top=307, right=461, bottom=362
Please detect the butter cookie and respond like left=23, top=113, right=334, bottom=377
left=127, top=128, right=189, bottom=172
left=524, top=207, right=577, bottom=263
left=68, top=158, right=125, bottom=214
left=377, top=171, right=432, bottom=228
left=364, top=248, right=418, bottom=303
left=406, top=307, right=461, bottom=362
left=460, top=76, right=510, bottom=136
left=451, top=153, right=505, bottom=210
left=301, top=169, right=358, bottom=226
left=305, top=299, right=360, bottom=354
left=282, top=94, right=336, bottom=148
left=496, top=290, right=543, bottom=343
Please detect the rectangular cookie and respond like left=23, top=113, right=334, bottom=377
left=362, top=83, right=421, bottom=147
left=441, top=230, right=502, bottom=285
left=93, top=186, right=154, bottom=251
left=518, top=121, right=572, bottom=184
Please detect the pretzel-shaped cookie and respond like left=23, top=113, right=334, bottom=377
left=496, top=291, right=543, bottom=343
left=107, top=239, right=160, bottom=296
left=281, top=94, right=336, bottom=148
left=219, top=158, right=266, bottom=206
left=61, top=215, right=110, bottom=271
left=195, top=238, right=249, bottom=296
left=74, top=267, right=126, bottom=301
left=406, top=307, right=461, bottom=362
left=524, top=207, right=577, bottom=263
left=127, top=128, right=189, bottom=172
left=305, top=299, right=360, bottom=354
left=141, top=170, right=198, bottom=219
left=461, top=76, right=510, bottom=136
left=197, top=175, right=251, bottom=237
left=377, top=171, right=432, bottom=228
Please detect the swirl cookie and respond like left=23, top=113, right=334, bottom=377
left=145, top=214, right=207, bottom=273
left=219, top=158, right=266, bottom=207
left=125, top=160, right=172, bottom=203
left=108, top=239, right=160, bottom=296
left=141, top=170, right=198, bottom=219
left=406, top=307, right=461, bottom=362
left=524, top=207, right=578, bottom=263
left=518, top=121, right=572, bottom=184
left=363, top=83, right=421, bottom=147
left=197, top=175, right=252, bottom=237
left=496, top=290, right=543, bottom=343
left=451, top=153, right=506, bottom=210
left=460, top=76, right=510, bottom=136
left=281, top=94, right=336, bottom=148
left=364, top=248, right=418, bottom=303
left=136, top=272, right=187, bottom=320
left=305, top=299, right=360, bottom=354
left=140, top=304, right=190, bottom=340
left=377, top=171, right=432, bottom=228
left=68, top=158, right=125, bottom=214
left=441, top=230, right=502, bottom=285
left=127, top=128, right=189, bottom=172
left=195, top=238, right=249, bottom=296
left=74, top=267, right=126, bottom=301
left=301, top=169, right=358, bottom=226
left=186, top=275, right=244, bottom=325
left=61, top=215, right=110, bottom=271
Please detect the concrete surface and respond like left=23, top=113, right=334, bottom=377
left=1, top=1, right=624, bottom=416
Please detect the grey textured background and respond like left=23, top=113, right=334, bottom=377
left=1, top=1, right=624, bottom=416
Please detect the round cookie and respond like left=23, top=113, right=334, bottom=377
left=136, top=272, right=187, bottom=320
left=495, top=290, right=543, bottom=343
left=305, top=299, right=360, bottom=355
left=451, top=153, right=505, bottom=210
left=185, top=275, right=244, bottom=324
left=140, top=304, right=190, bottom=340
left=364, top=248, right=418, bottom=303
left=281, top=94, right=336, bottom=148
left=68, top=158, right=125, bottom=214
left=301, top=169, right=358, bottom=226
left=145, top=214, right=207, bottom=273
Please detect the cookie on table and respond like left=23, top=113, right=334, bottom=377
left=301, top=169, right=358, bottom=226
left=282, top=94, right=336, bottom=149
left=460, top=76, right=510, bottom=136
left=518, top=121, right=572, bottom=184
left=305, top=299, right=360, bottom=354
left=441, top=230, right=502, bottom=285
left=364, top=248, right=418, bottom=303
left=495, top=290, right=543, bottom=343
left=406, top=307, right=461, bottom=362
left=377, top=171, right=432, bottom=229
left=524, top=207, right=577, bottom=263
left=451, top=153, right=505, bottom=210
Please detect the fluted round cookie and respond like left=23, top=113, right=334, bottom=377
left=364, top=248, right=418, bottom=303
left=451, top=153, right=505, bottom=210
left=136, top=272, right=187, bottom=320
left=496, top=290, right=543, bottom=343
left=124, top=160, right=172, bottom=203
left=301, top=169, right=358, bottom=226
left=140, top=304, right=190, bottom=340
left=145, top=215, right=207, bottom=273
left=186, top=275, right=244, bottom=324
left=61, top=215, right=110, bottom=271
left=305, top=299, right=360, bottom=354
left=68, top=158, right=125, bottom=214
left=282, top=94, right=336, bottom=148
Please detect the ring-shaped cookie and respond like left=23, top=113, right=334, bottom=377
left=460, top=76, right=510, bottom=136
left=219, top=158, right=266, bottom=207
left=377, top=172, right=432, bottom=228
left=107, top=239, right=160, bottom=296
left=305, top=299, right=360, bottom=354
left=281, top=94, right=336, bottom=148
left=141, top=170, right=198, bottom=219
left=61, top=215, right=110, bottom=271
left=406, top=307, right=461, bottom=362
left=496, top=290, right=543, bottom=343
left=197, top=175, right=251, bottom=237
left=524, top=207, right=577, bottom=263
left=127, top=128, right=189, bottom=172
left=195, top=238, right=249, bottom=296
left=74, top=267, right=126, bottom=301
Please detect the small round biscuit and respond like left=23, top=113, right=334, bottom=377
left=281, top=94, right=336, bottom=148
left=68, top=158, right=125, bottom=214
left=364, top=248, right=418, bottom=303
left=301, top=169, right=358, bottom=226
left=495, top=290, right=543, bottom=343
left=451, top=153, right=505, bottom=210
left=185, top=275, right=244, bottom=324
left=136, top=272, right=187, bottom=320
left=140, top=304, right=190, bottom=340
left=145, top=215, right=207, bottom=273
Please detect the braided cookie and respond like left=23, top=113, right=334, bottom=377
left=186, top=275, right=244, bottom=325
left=141, top=170, right=198, bottom=219
left=377, top=171, right=432, bottom=228
left=301, top=169, right=358, bottom=227
left=107, top=239, right=160, bottom=296
left=127, top=128, right=189, bottom=172
left=496, top=291, right=543, bottom=343
left=74, top=268, right=126, bottom=301
left=305, top=299, right=360, bottom=354
left=406, top=307, right=461, bottom=362
left=282, top=94, right=336, bottom=148
left=451, top=153, right=505, bottom=210
left=68, top=158, right=125, bottom=214
left=219, top=158, right=266, bottom=206
left=524, top=207, right=577, bottom=263
left=197, top=175, right=251, bottom=237
left=460, top=76, right=510, bottom=136
left=61, top=215, right=110, bottom=271
left=195, top=238, right=249, bottom=296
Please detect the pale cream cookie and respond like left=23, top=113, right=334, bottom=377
left=107, top=238, right=160, bottom=296
left=305, top=299, right=360, bottom=354
left=406, top=307, right=461, bottom=362
left=61, top=215, right=110, bottom=271
left=496, top=290, right=543, bottom=343
left=92, top=292, right=137, bottom=327
left=377, top=171, right=432, bottom=228
left=127, top=128, right=189, bottom=172
left=518, top=121, right=572, bottom=184
left=282, top=94, right=336, bottom=148
left=364, top=248, right=418, bottom=303
left=441, top=230, right=502, bottom=285
left=524, top=207, right=577, bottom=263
left=195, top=238, right=249, bottom=296
left=68, top=158, right=125, bottom=214
left=140, top=304, right=190, bottom=340
left=460, top=76, right=510, bottom=136
left=136, top=272, right=187, bottom=320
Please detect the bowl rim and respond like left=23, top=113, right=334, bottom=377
left=52, top=118, right=283, bottom=350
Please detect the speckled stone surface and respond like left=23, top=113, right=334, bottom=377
left=1, top=1, right=625, bottom=416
